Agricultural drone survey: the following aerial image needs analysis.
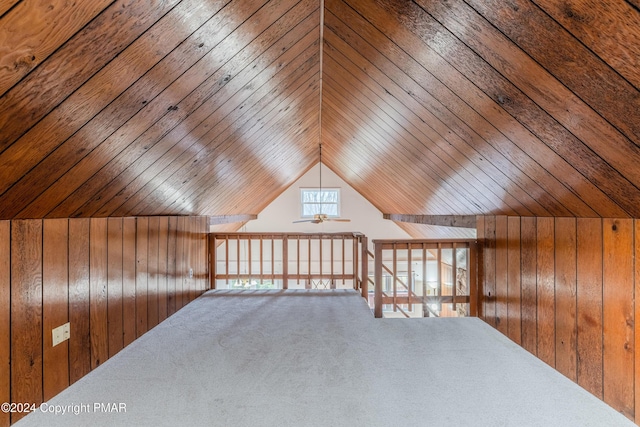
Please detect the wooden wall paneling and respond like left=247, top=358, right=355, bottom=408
left=104, top=6, right=319, bottom=218
left=536, top=217, right=555, bottom=367
left=602, top=218, right=634, bottom=418
left=483, top=216, right=497, bottom=327
left=77, top=0, right=319, bottom=219
left=107, top=217, right=124, bottom=357
left=507, top=216, right=522, bottom=345
left=147, top=217, right=159, bottom=329
left=188, top=218, right=196, bottom=303
left=0, top=0, right=182, bottom=152
left=42, top=218, right=69, bottom=401
left=167, top=216, right=178, bottom=316
left=158, top=216, right=169, bottom=323
left=0, top=0, right=221, bottom=218
left=136, top=217, right=148, bottom=337
left=176, top=216, right=186, bottom=311
left=31, top=0, right=294, bottom=219
left=68, top=218, right=90, bottom=384
left=476, top=216, right=485, bottom=320
left=520, top=216, right=537, bottom=355
left=0, top=0, right=113, bottom=98
left=636, top=219, right=640, bottom=425
left=89, top=218, right=108, bottom=369
left=10, top=220, right=43, bottom=423
left=494, top=216, right=508, bottom=334
left=576, top=218, right=603, bottom=399
left=0, top=221, right=9, bottom=427
left=122, top=217, right=137, bottom=347
left=203, top=216, right=210, bottom=291
left=554, top=217, right=577, bottom=381
left=405, top=0, right=636, bottom=217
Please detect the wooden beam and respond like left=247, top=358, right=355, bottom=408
left=208, top=214, right=257, bottom=225
left=383, top=214, right=477, bottom=229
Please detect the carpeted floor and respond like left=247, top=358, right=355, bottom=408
left=16, top=290, right=635, bottom=426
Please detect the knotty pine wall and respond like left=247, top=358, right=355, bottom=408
left=0, top=216, right=208, bottom=425
left=477, top=215, right=638, bottom=422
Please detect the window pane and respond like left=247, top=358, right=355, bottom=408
left=301, top=189, right=340, bottom=217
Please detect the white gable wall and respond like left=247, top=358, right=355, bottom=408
left=242, top=163, right=411, bottom=242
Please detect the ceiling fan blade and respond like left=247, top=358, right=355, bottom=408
left=293, top=219, right=314, bottom=223
left=329, top=218, right=351, bottom=222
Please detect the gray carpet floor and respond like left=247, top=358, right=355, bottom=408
left=16, top=289, right=635, bottom=426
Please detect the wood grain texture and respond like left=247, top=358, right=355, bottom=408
left=532, top=0, right=640, bottom=91
left=0, top=221, right=9, bottom=427
left=0, top=0, right=113, bottom=98
left=465, top=0, right=640, bottom=144
left=147, top=217, right=159, bottom=329
left=68, top=218, right=91, bottom=384
left=603, top=218, right=634, bottom=418
left=476, top=216, right=485, bottom=320
left=107, top=217, right=123, bottom=357
left=575, top=218, right=603, bottom=399
left=10, top=220, right=43, bottom=423
left=122, top=217, right=136, bottom=347
left=494, top=216, right=508, bottom=334
left=536, top=217, right=555, bottom=367
left=520, top=216, right=537, bottom=355
left=176, top=216, right=187, bottom=310
left=136, top=217, right=148, bottom=337
left=636, top=219, right=640, bottom=425
left=483, top=216, right=496, bottom=327
left=158, top=216, right=169, bottom=323
left=554, top=217, right=577, bottom=381
left=89, top=218, right=108, bottom=369
left=507, top=216, right=522, bottom=345
left=42, top=218, right=69, bottom=401
left=167, top=216, right=178, bottom=316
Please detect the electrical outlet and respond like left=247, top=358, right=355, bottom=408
left=189, top=268, right=193, bottom=279
left=52, top=322, right=70, bottom=347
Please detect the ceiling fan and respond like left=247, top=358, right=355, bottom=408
left=294, top=213, right=351, bottom=224
left=293, top=143, right=351, bottom=224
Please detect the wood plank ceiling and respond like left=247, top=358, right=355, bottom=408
left=0, top=0, right=639, bottom=225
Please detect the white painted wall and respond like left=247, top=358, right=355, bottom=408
left=242, top=163, right=411, bottom=243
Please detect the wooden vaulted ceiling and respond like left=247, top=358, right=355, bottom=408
left=0, top=0, right=639, bottom=225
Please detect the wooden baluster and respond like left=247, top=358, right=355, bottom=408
left=374, top=241, right=383, bottom=318
left=452, top=243, right=457, bottom=311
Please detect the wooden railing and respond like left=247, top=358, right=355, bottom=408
left=209, top=233, right=477, bottom=319
left=372, top=239, right=477, bottom=318
left=210, top=232, right=370, bottom=295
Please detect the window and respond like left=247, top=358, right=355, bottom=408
left=300, top=188, right=340, bottom=217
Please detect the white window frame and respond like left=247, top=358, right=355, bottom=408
left=300, top=188, right=341, bottom=218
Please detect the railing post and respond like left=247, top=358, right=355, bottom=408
left=282, top=235, right=288, bottom=290
left=469, top=241, right=478, bottom=317
left=209, top=234, right=216, bottom=290
left=361, top=236, right=368, bottom=300
left=374, top=241, right=383, bottom=318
